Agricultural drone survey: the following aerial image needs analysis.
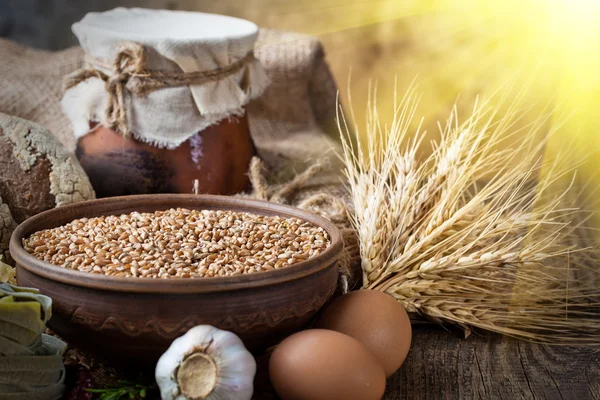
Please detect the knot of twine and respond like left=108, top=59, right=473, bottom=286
left=63, top=41, right=255, bottom=137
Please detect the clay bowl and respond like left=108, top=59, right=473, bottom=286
left=10, top=194, right=342, bottom=366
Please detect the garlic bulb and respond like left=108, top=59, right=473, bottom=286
left=155, top=325, right=256, bottom=400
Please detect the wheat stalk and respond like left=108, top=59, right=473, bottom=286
left=339, top=86, right=600, bottom=344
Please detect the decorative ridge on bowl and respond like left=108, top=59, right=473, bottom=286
left=10, top=194, right=344, bottom=294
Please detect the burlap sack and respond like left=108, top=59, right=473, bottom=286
left=0, top=28, right=359, bottom=287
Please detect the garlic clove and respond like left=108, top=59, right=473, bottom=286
left=156, top=325, right=256, bottom=400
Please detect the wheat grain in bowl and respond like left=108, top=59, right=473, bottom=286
left=22, top=208, right=331, bottom=279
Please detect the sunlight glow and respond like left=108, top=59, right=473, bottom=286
left=294, top=0, right=600, bottom=236
left=241, top=0, right=600, bottom=225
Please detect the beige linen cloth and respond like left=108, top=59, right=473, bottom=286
left=62, top=8, right=272, bottom=148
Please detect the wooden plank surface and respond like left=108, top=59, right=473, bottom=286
left=58, top=323, right=600, bottom=399
left=253, top=325, right=600, bottom=399
left=384, top=326, right=600, bottom=400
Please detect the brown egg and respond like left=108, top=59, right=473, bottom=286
left=269, top=329, right=386, bottom=400
left=315, top=290, right=412, bottom=377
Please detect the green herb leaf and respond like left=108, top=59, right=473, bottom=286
left=100, top=391, right=122, bottom=400
left=85, top=380, right=151, bottom=400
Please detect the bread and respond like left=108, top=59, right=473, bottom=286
left=0, top=113, right=95, bottom=264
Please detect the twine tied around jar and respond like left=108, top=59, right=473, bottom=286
left=63, top=42, right=256, bottom=137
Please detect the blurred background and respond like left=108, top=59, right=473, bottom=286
left=2, top=0, right=599, bottom=212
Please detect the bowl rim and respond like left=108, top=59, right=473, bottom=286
left=10, top=194, right=343, bottom=294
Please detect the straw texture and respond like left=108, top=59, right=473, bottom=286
left=340, top=86, right=600, bottom=344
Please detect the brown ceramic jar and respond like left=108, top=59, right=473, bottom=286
left=65, top=9, right=268, bottom=198
left=75, top=115, right=255, bottom=198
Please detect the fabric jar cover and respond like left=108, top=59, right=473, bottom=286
left=61, top=8, right=270, bottom=149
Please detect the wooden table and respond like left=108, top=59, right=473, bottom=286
left=64, top=324, right=600, bottom=399
left=385, top=326, right=600, bottom=400
left=253, top=325, right=600, bottom=399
